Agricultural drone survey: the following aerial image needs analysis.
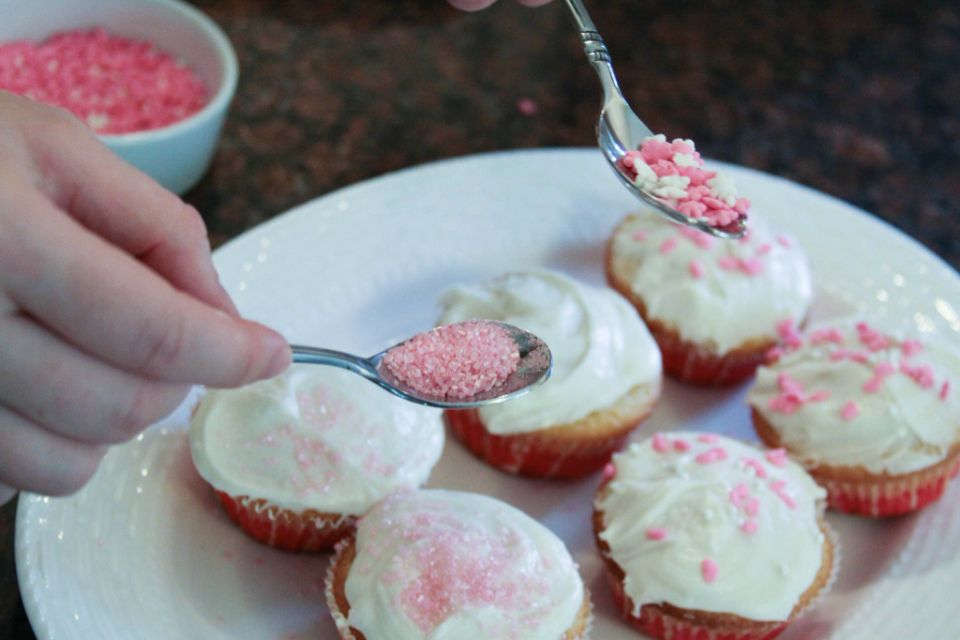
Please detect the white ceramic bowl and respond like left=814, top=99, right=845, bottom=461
left=0, top=0, right=238, bottom=195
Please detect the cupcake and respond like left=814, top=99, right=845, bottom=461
left=190, top=366, right=444, bottom=551
left=326, top=489, right=591, bottom=640
left=594, top=432, right=835, bottom=640
left=438, top=269, right=662, bottom=479
left=605, top=211, right=812, bottom=385
left=747, top=318, right=960, bottom=516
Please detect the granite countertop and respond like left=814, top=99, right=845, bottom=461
left=2, top=0, right=958, bottom=636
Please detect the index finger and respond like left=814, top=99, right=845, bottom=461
left=3, top=189, right=290, bottom=387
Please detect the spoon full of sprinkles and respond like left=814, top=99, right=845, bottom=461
left=290, top=320, right=552, bottom=408
left=564, top=0, right=749, bottom=239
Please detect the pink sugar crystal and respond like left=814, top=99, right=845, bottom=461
left=741, top=519, right=759, bottom=534
left=856, top=322, right=891, bottom=351
left=900, top=361, right=936, bottom=389
left=380, top=320, right=521, bottom=401
left=701, top=558, right=719, bottom=584
left=941, top=380, right=951, bottom=401
left=673, top=438, right=691, bottom=452
left=0, top=28, right=207, bottom=134
left=810, top=328, right=845, bottom=345
left=742, top=457, right=768, bottom=479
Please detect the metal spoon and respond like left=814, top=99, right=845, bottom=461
left=564, top=0, right=747, bottom=239
left=289, top=321, right=552, bottom=409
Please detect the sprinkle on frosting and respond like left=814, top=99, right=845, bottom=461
left=597, top=434, right=827, bottom=621
left=618, top=134, right=749, bottom=229
left=379, top=320, right=520, bottom=401
left=0, top=28, right=207, bottom=134
left=747, top=318, right=960, bottom=475
left=840, top=401, right=860, bottom=421
left=660, top=237, right=679, bottom=254
left=701, top=558, right=719, bottom=584
left=646, top=527, right=668, bottom=541
left=345, top=490, right=584, bottom=640
left=765, top=448, right=789, bottom=467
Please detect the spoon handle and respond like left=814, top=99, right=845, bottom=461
left=564, top=0, right=621, bottom=103
left=290, top=345, right=379, bottom=380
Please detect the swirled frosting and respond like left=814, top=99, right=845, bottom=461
left=596, top=432, right=826, bottom=622
left=438, top=269, right=662, bottom=434
left=747, top=318, right=960, bottom=474
left=344, top=489, right=585, bottom=640
left=608, top=212, right=813, bottom=354
left=189, top=366, right=444, bottom=515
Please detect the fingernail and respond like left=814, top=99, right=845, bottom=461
left=260, top=329, right=291, bottom=379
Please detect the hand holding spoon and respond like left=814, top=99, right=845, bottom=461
left=290, top=320, right=551, bottom=409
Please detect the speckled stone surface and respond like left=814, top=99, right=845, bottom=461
left=2, top=0, right=958, bottom=636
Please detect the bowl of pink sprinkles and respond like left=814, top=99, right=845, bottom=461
left=0, top=0, right=238, bottom=194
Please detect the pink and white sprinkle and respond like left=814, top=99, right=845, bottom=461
left=618, top=134, right=749, bottom=229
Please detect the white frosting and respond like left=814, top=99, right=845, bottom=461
left=438, top=269, right=662, bottom=435
left=596, top=433, right=826, bottom=621
left=345, top=489, right=584, bottom=640
left=608, top=212, right=813, bottom=354
left=747, top=318, right=960, bottom=475
left=189, top=366, right=444, bottom=515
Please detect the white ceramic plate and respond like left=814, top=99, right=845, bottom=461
left=16, top=149, right=960, bottom=640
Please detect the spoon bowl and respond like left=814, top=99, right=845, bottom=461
left=290, top=321, right=552, bottom=409
left=566, top=0, right=747, bottom=239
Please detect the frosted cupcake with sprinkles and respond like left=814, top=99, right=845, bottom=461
left=747, top=317, right=960, bottom=516
left=189, top=366, right=444, bottom=551
left=605, top=210, right=812, bottom=385
left=438, top=269, right=663, bottom=479
left=593, top=432, right=835, bottom=640
left=325, top=489, right=591, bottom=640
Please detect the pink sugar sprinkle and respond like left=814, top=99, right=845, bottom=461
left=659, top=237, right=679, bottom=254
left=697, top=433, right=719, bottom=443
left=863, top=361, right=897, bottom=393
left=941, top=380, right=951, bottom=401
left=680, top=226, right=716, bottom=250
left=765, top=346, right=785, bottom=363
left=742, top=457, right=768, bottom=479
left=900, top=361, right=936, bottom=389
left=777, top=235, right=792, bottom=248
left=856, top=322, right=891, bottom=351
left=701, top=558, right=719, bottom=584
left=516, top=96, right=538, bottom=116
left=840, top=401, right=861, bottom=420
left=901, top=339, right=923, bottom=357
left=689, top=260, right=705, bottom=279
left=741, top=519, right=759, bottom=535
left=380, top=320, right=520, bottom=401
left=631, top=229, right=648, bottom=242
left=765, top=448, right=789, bottom=467
left=756, top=242, right=772, bottom=255
left=673, top=438, right=691, bottom=452
left=0, top=28, right=207, bottom=134
left=743, top=497, right=760, bottom=517
left=739, top=257, right=765, bottom=276
left=810, top=328, right=845, bottom=345
left=602, top=463, right=617, bottom=481
left=776, top=318, right=804, bottom=351
left=645, top=527, right=668, bottom=541
left=808, top=390, right=831, bottom=402
left=652, top=433, right=672, bottom=453
left=830, top=348, right=870, bottom=364
left=718, top=255, right=739, bottom=271
left=695, top=447, right=728, bottom=464
left=729, top=483, right=750, bottom=508
left=769, top=480, right=797, bottom=509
